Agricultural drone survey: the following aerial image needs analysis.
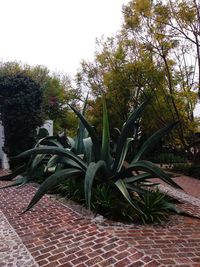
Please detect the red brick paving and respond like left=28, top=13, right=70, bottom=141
left=173, top=175, right=200, bottom=199
left=1, top=169, right=200, bottom=266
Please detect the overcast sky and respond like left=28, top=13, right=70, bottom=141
left=0, top=0, right=129, bottom=77
left=1, top=0, right=199, bottom=116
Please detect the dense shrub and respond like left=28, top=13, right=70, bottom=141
left=145, top=152, right=187, bottom=164
left=0, top=74, right=43, bottom=169
left=188, top=166, right=200, bottom=179
left=172, top=163, right=200, bottom=179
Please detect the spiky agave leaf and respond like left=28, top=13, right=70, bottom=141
left=45, top=155, right=85, bottom=171
left=101, top=97, right=112, bottom=166
left=132, top=121, right=179, bottom=163
left=125, top=183, right=150, bottom=195
left=25, top=136, right=61, bottom=180
left=75, top=92, right=89, bottom=154
left=68, top=104, right=101, bottom=162
left=83, top=137, right=94, bottom=165
left=28, top=154, right=47, bottom=172
left=0, top=176, right=28, bottom=189
left=67, top=137, right=75, bottom=149
left=112, top=100, right=148, bottom=173
left=84, top=160, right=107, bottom=209
left=13, top=147, right=87, bottom=171
left=166, top=203, right=199, bottom=218
left=124, top=173, right=153, bottom=184
left=114, top=137, right=134, bottom=173
left=24, top=168, right=83, bottom=212
left=0, top=164, right=26, bottom=181
left=127, top=160, right=182, bottom=189
left=39, top=139, right=64, bottom=148
left=115, top=179, right=143, bottom=213
left=35, top=135, right=59, bottom=147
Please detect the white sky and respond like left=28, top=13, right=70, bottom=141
left=1, top=0, right=199, bottom=116
left=0, top=0, right=130, bottom=77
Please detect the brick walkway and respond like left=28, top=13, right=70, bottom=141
left=0, top=170, right=200, bottom=267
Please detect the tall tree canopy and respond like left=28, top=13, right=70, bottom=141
left=76, top=0, right=199, bottom=150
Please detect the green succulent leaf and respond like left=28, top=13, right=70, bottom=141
left=166, top=203, right=198, bottom=218
left=83, top=137, right=94, bottom=165
left=35, top=135, right=59, bottom=147
left=68, top=104, right=101, bottom=161
left=29, top=154, right=46, bottom=172
left=132, top=121, right=179, bottom=163
left=101, top=97, right=112, bottom=165
left=127, top=160, right=182, bottom=189
left=124, top=173, right=153, bottom=184
left=112, top=100, right=148, bottom=173
left=0, top=176, right=28, bottom=189
left=24, top=168, right=83, bottom=212
left=40, top=139, right=64, bottom=148
left=0, top=164, right=26, bottom=181
left=84, top=160, right=107, bottom=209
left=67, top=137, right=75, bottom=149
left=45, top=155, right=84, bottom=171
left=115, top=137, right=134, bottom=172
left=75, top=93, right=89, bottom=154
left=125, top=183, right=149, bottom=195
left=115, top=179, right=143, bottom=213
left=13, top=147, right=87, bottom=170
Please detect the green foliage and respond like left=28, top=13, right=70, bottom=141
left=0, top=61, right=80, bottom=135
left=58, top=178, right=85, bottom=202
left=37, top=128, right=49, bottom=140
left=172, top=163, right=200, bottom=180
left=172, top=163, right=191, bottom=174
left=135, top=189, right=173, bottom=224
left=147, top=153, right=187, bottom=164
left=77, top=0, right=199, bottom=150
left=0, top=74, right=43, bottom=169
left=91, top=185, right=138, bottom=222
left=1, top=97, right=185, bottom=225
left=187, top=166, right=200, bottom=179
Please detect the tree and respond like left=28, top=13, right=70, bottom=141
left=0, top=61, right=81, bottom=134
left=0, top=74, right=43, bottom=169
left=77, top=0, right=199, bottom=149
left=165, top=0, right=200, bottom=99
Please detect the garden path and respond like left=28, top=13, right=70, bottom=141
left=0, top=169, right=200, bottom=267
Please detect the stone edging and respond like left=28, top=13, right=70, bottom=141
left=0, top=210, right=39, bottom=267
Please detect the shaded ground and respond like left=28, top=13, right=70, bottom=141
left=0, top=169, right=200, bottom=267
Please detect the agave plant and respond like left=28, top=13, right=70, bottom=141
left=0, top=133, right=71, bottom=186
left=2, top=96, right=183, bottom=217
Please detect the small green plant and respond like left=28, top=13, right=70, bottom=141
left=57, top=178, right=84, bottom=202
left=135, top=189, right=173, bottom=224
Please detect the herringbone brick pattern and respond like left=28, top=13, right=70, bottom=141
left=0, top=169, right=200, bottom=266
left=0, top=177, right=158, bottom=267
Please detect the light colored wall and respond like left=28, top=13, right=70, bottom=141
left=41, top=120, right=53, bottom=136
left=0, top=121, right=9, bottom=169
